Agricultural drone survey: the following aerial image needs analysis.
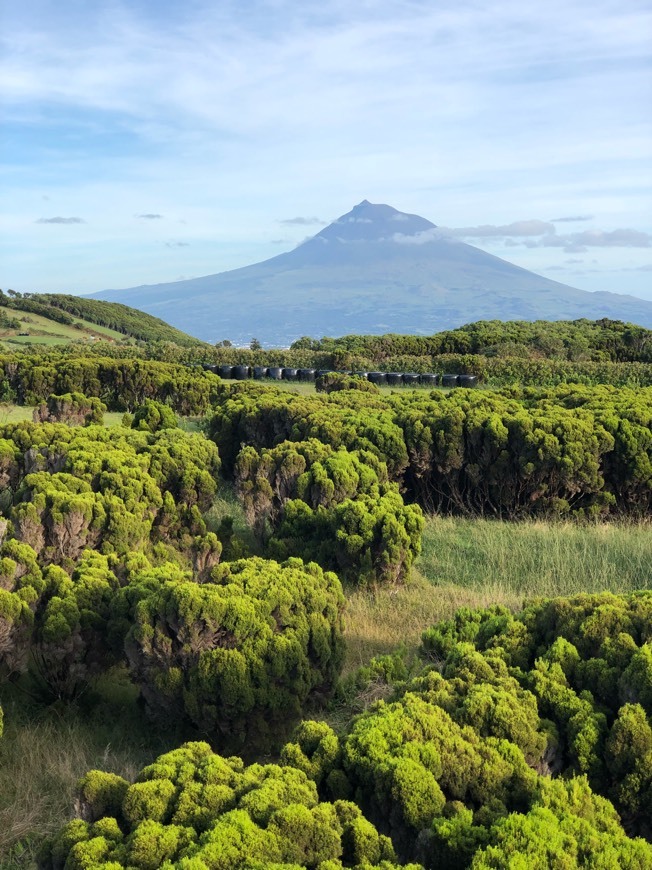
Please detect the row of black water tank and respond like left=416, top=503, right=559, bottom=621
left=200, top=364, right=478, bottom=388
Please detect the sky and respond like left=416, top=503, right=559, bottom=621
left=1, top=0, right=651, bottom=300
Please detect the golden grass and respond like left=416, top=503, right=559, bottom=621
left=342, top=571, right=521, bottom=674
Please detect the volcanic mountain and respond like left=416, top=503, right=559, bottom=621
left=91, top=201, right=652, bottom=344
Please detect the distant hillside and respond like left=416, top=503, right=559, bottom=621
left=0, top=291, right=204, bottom=347
left=297, top=318, right=652, bottom=363
left=90, top=200, right=652, bottom=344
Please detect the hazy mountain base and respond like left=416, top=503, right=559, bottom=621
left=91, top=201, right=652, bottom=344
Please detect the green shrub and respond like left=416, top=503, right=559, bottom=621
left=131, top=399, right=178, bottom=433
left=316, top=372, right=380, bottom=395
left=41, top=741, right=422, bottom=870
left=33, top=392, right=106, bottom=426
left=125, top=557, right=346, bottom=749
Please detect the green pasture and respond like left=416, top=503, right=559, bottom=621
left=0, top=305, right=127, bottom=346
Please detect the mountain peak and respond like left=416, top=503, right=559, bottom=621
left=313, top=200, right=437, bottom=244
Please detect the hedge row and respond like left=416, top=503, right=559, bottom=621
left=0, top=355, right=221, bottom=413
left=208, top=383, right=652, bottom=518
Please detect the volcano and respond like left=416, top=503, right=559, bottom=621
left=90, top=200, right=652, bottom=344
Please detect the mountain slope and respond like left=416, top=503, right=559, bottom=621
left=90, top=201, right=652, bottom=344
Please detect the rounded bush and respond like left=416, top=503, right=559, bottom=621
left=125, top=557, right=346, bottom=748
left=42, top=742, right=419, bottom=870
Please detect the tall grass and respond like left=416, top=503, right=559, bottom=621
left=343, top=516, right=651, bottom=674
left=343, top=574, right=520, bottom=674
left=418, top=515, right=652, bottom=598
left=0, top=671, right=183, bottom=867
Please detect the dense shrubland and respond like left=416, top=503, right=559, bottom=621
left=235, top=440, right=422, bottom=586
left=33, top=392, right=106, bottom=426
left=40, top=741, right=420, bottom=870
left=293, top=318, right=652, bottom=364
left=4, top=317, right=652, bottom=389
left=0, top=422, right=345, bottom=732
left=0, top=354, right=220, bottom=413
left=39, top=590, right=652, bottom=869
left=0, top=325, right=650, bottom=867
left=208, top=382, right=652, bottom=518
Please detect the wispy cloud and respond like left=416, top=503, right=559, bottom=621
left=446, top=222, right=652, bottom=253
left=446, top=220, right=555, bottom=238
left=36, top=216, right=85, bottom=224
left=550, top=215, right=594, bottom=223
left=279, top=216, right=325, bottom=226
left=137, top=213, right=163, bottom=220
left=164, top=241, right=189, bottom=247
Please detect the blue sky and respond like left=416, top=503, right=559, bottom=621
left=2, top=0, right=651, bottom=299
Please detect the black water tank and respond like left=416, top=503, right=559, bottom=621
left=368, top=372, right=388, bottom=385
left=232, top=365, right=250, bottom=380
left=267, top=367, right=283, bottom=380
left=201, top=362, right=213, bottom=371
left=386, top=372, right=403, bottom=387
left=252, top=366, right=268, bottom=379
left=282, top=368, right=299, bottom=381
left=218, top=365, right=234, bottom=379
left=458, top=374, right=479, bottom=388
left=441, top=374, right=460, bottom=388
left=352, top=371, right=369, bottom=380
left=402, top=373, right=420, bottom=386
left=419, top=373, right=439, bottom=387
left=316, top=369, right=334, bottom=378
left=298, top=368, right=316, bottom=382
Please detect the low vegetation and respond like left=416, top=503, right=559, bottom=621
left=0, top=290, right=203, bottom=347
left=0, top=318, right=650, bottom=868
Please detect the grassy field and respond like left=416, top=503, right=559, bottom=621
left=419, top=515, right=652, bottom=598
left=343, top=516, right=651, bottom=672
left=0, top=404, right=35, bottom=424
left=0, top=305, right=127, bottom=348
left=0, top=406, right=202, bottom=430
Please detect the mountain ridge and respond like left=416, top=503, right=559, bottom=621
left=89, top=201, right=652, bottom=344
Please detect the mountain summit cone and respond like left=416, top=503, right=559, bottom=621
left=91, top=201, right=652, bottom=344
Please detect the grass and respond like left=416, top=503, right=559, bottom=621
left=343, top=573, right=520, bottom=675
left=0, top=674, right=182, bottom=868
left=0, top=305, right=127, bottom=348
left=418, top=515, right=652, bottom=598
left=0, top=404, right=35, bottom=424
left=0, top=406, right=203, bottom=431
left=341, top=516, right=651, bottom=676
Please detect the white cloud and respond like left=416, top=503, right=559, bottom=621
left=279, top=216, right=325, bottom=226
left=445, top=220, right=556, bottom=238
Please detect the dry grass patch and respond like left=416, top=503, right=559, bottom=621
left=342, top=572, right=520, bottom=674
